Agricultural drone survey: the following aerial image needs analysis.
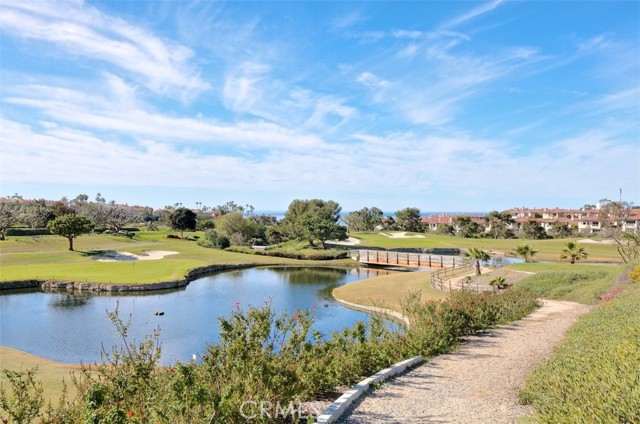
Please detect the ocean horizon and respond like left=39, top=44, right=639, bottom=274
left=254, top=211, right=489, bottom=220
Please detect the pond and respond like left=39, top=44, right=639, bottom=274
left=0, top=267, right=393, bottom=365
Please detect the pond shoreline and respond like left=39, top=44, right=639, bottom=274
left=333, top=296, right=410, bottom=326
left=0, top=262, right=363, bottom=292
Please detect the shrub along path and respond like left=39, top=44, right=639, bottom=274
left=338, top=299, right=590, bottom=424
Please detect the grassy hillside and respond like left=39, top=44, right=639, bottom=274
left=0, top=347, right=85, bottom=405
left=511, top=263, right=622, bottom=304
left=520, top=277, right=639, bottom=422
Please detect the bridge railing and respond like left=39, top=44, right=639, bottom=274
left=349, top=249, right=465, bottom=269
left=429, top=261, right=474, bottom=291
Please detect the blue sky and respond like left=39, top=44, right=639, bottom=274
left=1, top=0, right=638, bottom=212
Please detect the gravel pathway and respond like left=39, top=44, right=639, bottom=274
left=338, top=299, right=590, bottom=424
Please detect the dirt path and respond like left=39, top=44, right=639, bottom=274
left=338, top=299, right=590, bottom=424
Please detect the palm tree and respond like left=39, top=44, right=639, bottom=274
left=465, top=247, right=490, bottom=276
left=489, top=276, right=508, bottom=291
left=560, top=241, right=588, bottom=264
left=513, top=244, right=538, bottom=263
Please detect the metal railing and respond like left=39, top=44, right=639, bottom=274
left=350, top=249, right=464, bottom=269
left=429, top=261, right=474, bottom=290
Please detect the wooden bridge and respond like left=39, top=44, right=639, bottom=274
left=350, top=249, right=466, bottom=269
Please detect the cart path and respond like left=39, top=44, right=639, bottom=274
left=338, top=299, right=590, bottom=424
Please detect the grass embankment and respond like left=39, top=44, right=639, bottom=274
left=0, top=231, right=355, bottom=284
left=519, top=276, right=639, bottom=422
left=351, top=232, right=622, bottom=263
left=0, top=347, right=85, bottom=405
left=333, top=271, right=447, bottom=313
left=332, top=262, right=618, bottom=314
left=511, top=262, right=622, bottom=304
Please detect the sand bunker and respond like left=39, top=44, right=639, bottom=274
left=329, top=237, right=361, bottom=246
left=380, top=232, right=425, bottom=239
left=578, top=238, right=614, bottom=244
left=93, top=250, right=179, bottom=262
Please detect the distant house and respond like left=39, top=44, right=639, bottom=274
left=420, top=214, right=485, bottom=231
left=421, top=206, right=640, bottom=235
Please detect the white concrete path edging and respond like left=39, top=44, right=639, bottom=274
left=316, top=356, right=424, bottom=424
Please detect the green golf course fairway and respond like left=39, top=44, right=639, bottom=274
left=350, top=232, right=622, bottom=263
left=1, top=230, right=623, bottom=285
left=0, top=231, right=355, bottom=284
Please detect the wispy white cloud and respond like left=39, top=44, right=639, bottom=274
left=397, top=44, right=420, bottom=59
left=353, top=39, right=543, bottom=126
left=1, top=1, right=637, bottom=209
left=356, top=72, right=389, bottom=89
left=223, top=62, right=272, bottom=114
left=440, top=0, right=506, bottom=30
left=330, top=11, right=366, bottom=31
left=2, top=107, right=637, bottom=210
left=0, top=0, right=209, bottom=100
left=392, top=30, right=423, bottom=39
left=3, top=79, right=323, bottom=150
left=592, top=87, right=640, bottom=113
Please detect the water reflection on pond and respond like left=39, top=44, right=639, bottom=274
left=0, top=267, right=393, bottom=365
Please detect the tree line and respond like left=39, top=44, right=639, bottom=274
left=1, top=194, right=638, bottom=262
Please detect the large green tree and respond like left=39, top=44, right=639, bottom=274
left=484, top=211, right=515, bottom=239
left=452, top=215, right=484, bottom=238
left=520, top=219, right=549, bottom=240
left=549, top=221, right=574, bottom=239
left=559, top=242, right=588, bottom=264
left=307, top=217, right=347, bottom=249
left=215, top=211, right=260, bottom=245
left=279, top=199, right=342, bottom=245
left=465, top=247, right=490, bottom=276
left=343, top=207, right=384, bottom=232
left=168, top=208, right=197, bottom=238
left=394, top=207, right=422, bottom=232
left=47, top=214, right=94, bottom=251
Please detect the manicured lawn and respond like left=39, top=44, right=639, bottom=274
left=0, top=231, right=355, bottom=284
left=350, top=232, right=622, bottom=263
left=333, top=270, right=448, bottom=313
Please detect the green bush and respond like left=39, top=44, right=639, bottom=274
left=198, top=229, right=230, bottom=249
left=226, top=246, right=349, bottom=260
left=5, top=228, right=50, bottom=236
left=403, top=287, right=539, bottom=355
left=520, top=285, right=640, bottom=423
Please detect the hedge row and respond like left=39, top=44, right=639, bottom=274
left=5, top=227, right=141, bottom=236
left=227, top=246, right=349, bottom=260
left=5, top=228, right=50, bottom=236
